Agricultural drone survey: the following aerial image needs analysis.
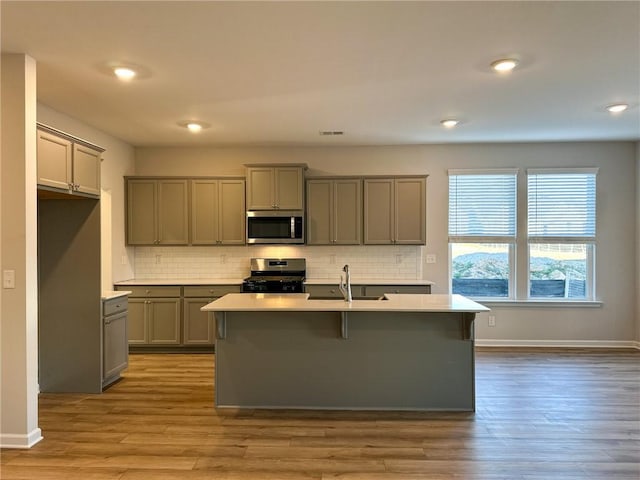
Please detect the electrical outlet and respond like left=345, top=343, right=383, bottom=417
left=425, top=254, right=436, bottom=264
left=121, top=255, right=127, bottom=265
left=488, top=315, right=496, bottom=327
left=329, top=254, right=336, bottom=264
left=220, top=254, right=227, bottom=264
left=395, top=254, right=402, bottom=264
left=3, top=270, right=15, bottom=289
left=155, top=254, right=162, bottom=264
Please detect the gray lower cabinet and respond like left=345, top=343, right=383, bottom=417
left=183, top=285, right=241, bottom=345
left=305, top=283, right=431, bottom=299
left=122, top=286, right=182, bottom=346
left=118, top=284, right=240, bottom=349
left=102, top=296, right=129, bottom=388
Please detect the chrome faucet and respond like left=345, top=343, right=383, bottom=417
left=339, top=264, right=352, bottom=303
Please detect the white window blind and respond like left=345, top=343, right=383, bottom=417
left=527, top=170, right=597, bottom=242
left=448, top=171, right=517, bottom=241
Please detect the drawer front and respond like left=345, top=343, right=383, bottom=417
left=122, top=286, right=182, bottom=298
left=364, top=285, right=431, bottom=296
left=103, top=297, right=128, bottom=316
left=183, top=285, right=241, bottom=297
left=305, top=284, right=364, bottom=298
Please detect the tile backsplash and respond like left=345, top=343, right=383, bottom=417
left=133, top=245, right=424, bottom=280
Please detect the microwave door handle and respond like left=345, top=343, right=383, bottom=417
left=291, top=216, right=295, bottom=238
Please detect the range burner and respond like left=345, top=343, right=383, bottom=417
left=242, top=258, right=306, bottom=293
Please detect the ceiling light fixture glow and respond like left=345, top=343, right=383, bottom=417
left=178, top=120, right=211, bottom=133
left=440, top=119, right=460, bottom=128
left=113, top=67, right=137, bottom=80
left=491, top=58, right=519, bottom=73
left=606, top=103, right=628, bottom=113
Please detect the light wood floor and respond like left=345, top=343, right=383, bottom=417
left=1, top=349, right=639, bottom=480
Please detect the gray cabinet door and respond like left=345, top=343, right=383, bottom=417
left=148, top=298, right=181, bottom=344
left=158, top=180, right=189, bottom=245
left=275, top=167, right=304, bottom=210
left=246, top=167, right=275, bottom=210
left=191, top=180, right=219, bottom=245
left=364, top=177, right=426, bottom=245
left=104, top=311, right=128, bottom=380
left=37, top=129, right=72, bottom=191
left=127, top=299, right=148, bottom=344
left=247, top=166, right=304, bottom=210
left=363, top=179, right=394, bottom=244
left=334, top=179, right=361, bottom=244
left=219, top=179, right=246, bottom=244
left=183, top=298, right=214, bottom=344
left=306, top=180, right=333, bottom=245
left=395, top=177, right=426, bottom=244
left=72, top=143, right=101, bottom=196
left=127, top=180, right=157, bottom=245
left=307, top=178, right=361, bottom=245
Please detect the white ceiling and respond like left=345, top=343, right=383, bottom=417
left=2, top=1, right=639, bottom=147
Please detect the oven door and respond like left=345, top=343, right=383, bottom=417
left=246, top=211, right=304, bottom=244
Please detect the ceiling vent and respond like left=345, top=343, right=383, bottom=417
left=319, top=131, right=344, bottom=136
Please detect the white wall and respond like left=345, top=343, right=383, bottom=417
left=37, top=104, right=136, bottom=287
left=636, top=142, right=640, bottom=345
left=136, top=141, right=638, bottom=346
left=1, top=54, right=41, bottom=448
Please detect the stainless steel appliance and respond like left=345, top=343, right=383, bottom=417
left=242, top=258, right=306, bottom=293
left=246, top=211, right=304, bottom=244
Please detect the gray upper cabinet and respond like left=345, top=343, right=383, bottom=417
left=246, top=165, right=304, bottom=210
left=37, top=126, right=102, bottom=197
left=307, top=178, right=361, bottom=245
left=191, top=179, right=245, bottom=245
left=364, top=177, right=426, bottom=245
left=126, top=178, right=189, bottom=245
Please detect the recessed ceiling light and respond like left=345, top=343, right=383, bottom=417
left=491, top=58, right=519, bottom=73
left=606, top=103, right=629, bottom=114
left=113, top=67, right=137, bottom=80
left=440, top=119, right=460, bottom=128
left=178, top=121, right=210, bottom=133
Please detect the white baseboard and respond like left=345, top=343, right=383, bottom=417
left=476, top=339, right=640, bottom=349
left=0, top=428, right=43, bottom=449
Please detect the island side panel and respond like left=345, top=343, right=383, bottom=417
left=214, top=310, right=474, bottom=410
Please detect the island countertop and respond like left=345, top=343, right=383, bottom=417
left=201, top=293, right=489, bottom=313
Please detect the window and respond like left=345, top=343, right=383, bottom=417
left=448, top=170, right=517, bottom=298
left=449, top=168, right=598, bottom=302
left=527, top=169, right=597, bottom=299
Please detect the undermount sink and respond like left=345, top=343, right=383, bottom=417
left=310, top=295, right=388, bottom=301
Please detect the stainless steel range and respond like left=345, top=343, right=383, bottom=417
left=241, top=258, right=306, bottom=293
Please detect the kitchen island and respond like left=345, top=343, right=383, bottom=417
left=202, top=293, right=489, bottom=411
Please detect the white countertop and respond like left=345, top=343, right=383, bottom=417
left=305, top=278, right=434, bottom=285
left=114, top=278, right=244, bottom=286
left=202, top=293, right=489, bottom=313
left=115, top=278, right=434, bottom=286
left=102, top=290, right=131, bottom=300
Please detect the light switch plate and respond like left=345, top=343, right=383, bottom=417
left=425, top=254, right=437, bottom=264
left=3, top=270, right=16, bottom=289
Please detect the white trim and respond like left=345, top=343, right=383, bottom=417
left=481, top=300, right=602, bottom=307
left=448, top=168, right=519, bottom=176
left=476, top=339, right=638, bottom=349
left=527, top=167, right=599, bottom=175
left=0, top=428, right=43, bottom=449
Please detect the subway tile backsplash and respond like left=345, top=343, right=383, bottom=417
left=134, top=245, right=424, bottom=280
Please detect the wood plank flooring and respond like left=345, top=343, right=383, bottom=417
left=1, top=348, right=638, bottom=479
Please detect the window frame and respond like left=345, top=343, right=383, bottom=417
left=448, top=169, right=518, bottom=300
left=448, top=167, right=599, bottom=304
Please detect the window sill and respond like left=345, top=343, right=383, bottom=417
left=475, top=299, right=602, bottom=308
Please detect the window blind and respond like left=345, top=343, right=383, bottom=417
left=527, top=170, right=597, bottom=242
left=448, top=172, right=517, bottom=241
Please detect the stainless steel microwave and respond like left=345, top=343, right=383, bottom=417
left=246, top=211, right=304, bottom=244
